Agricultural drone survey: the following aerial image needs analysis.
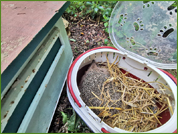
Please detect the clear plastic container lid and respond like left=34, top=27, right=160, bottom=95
left=109, top=1, right=177, bottom=69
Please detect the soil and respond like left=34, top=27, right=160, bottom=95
left=48, top=17, right=177, bottom=133
left=66, top=17, right=109, bottom=59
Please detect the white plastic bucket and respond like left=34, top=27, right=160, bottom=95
left=67, top=46, right=177, bottom=133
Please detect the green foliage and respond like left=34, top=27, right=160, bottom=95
left=65, top=1, right=117, bottom=33
left=70, top=38, right=76, bottom=42
left=67, top=109, right=76, bottom=131
left=74, top=46, right=79, bottom=53
left=61, top=112, right=68, bottom=124
left=61, top=109, right=90, bottom=133
left=107, top=43, right=115, bottom=48
left=86, top=40, right=90, bottom=43
left=104, top=39, right=109, bottom=45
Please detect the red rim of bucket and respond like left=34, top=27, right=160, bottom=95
left=67, top=46, right=118, bottom=107
left=101, top=128, right=110, bottom=133
left=67, top=46, right=177, bottom=133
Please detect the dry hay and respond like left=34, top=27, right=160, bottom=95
left=79, top=55, right=173, bottom=132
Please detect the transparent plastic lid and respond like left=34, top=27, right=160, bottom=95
left=109, top=1, right=177, bottom=69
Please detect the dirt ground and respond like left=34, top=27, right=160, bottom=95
left=48, top=18, right=177, bottom=133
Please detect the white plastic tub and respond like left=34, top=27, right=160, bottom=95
left=67, top=46, right=177, bottom=133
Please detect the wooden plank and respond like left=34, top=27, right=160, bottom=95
left=1, top=1, right=66, bottom=73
